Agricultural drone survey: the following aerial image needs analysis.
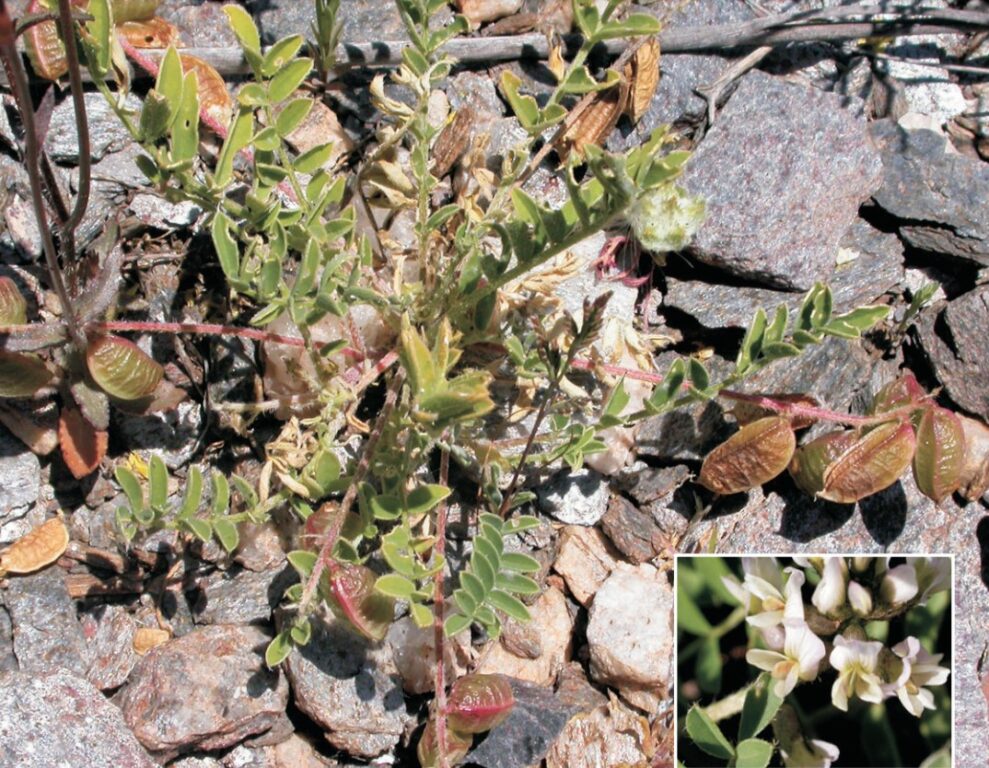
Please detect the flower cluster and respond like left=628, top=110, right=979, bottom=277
left=723, top=556, right=951, bottom=767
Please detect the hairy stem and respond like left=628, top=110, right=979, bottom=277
left=56, top=0, right=90, bottom=238
left=433, top=444, right=451, bottom=768
left=703, top=679, right=756, bottom=723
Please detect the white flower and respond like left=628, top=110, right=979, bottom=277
left=747, top=620, right=826, bottom=698
left=781, top=738, right=841, bottom=768
left=908, top=557, right=951, bottom=603
left=724, top=561, right=807, bottom=650
left=891, top=637, right=951, bottom=717
left=847, top=581, right=873, bottom=616
left=829, top=636, right=885, bottom=711
left=812, top=557, right=847, bottom=616
left=880, top=563, right=919, bottom=606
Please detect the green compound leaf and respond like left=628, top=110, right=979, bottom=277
left=735, top=738, right=774, bottom=768
left=685, top=706, right=734, bottom=760
left=265, top=629, right=293, bottom=668
left=739, top=673, right=783, bottom=741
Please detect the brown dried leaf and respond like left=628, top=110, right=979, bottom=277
left=548, top=42, right=566, bottom=82
left=432, top=107, right=475, bottom=180
left=819, top=422, right=916, bottom=504
left=559, top=80, right=630, bottom=160
left=132, top=627, right=171, bottom=655
left=912, top=406, right=965, bottom=503
left=957, top=414, right=989, bottom=502
left=116, top=17, right=181, bottom=49
left=731, top=394, right=820, bottom=430
left=628, top=38, right=660, bottom=123
left=59, top=402, right=108, bottom=479
left=698, top=416, right=796, bottom=495
left=0, top=516, right=69, bottom=575
left=179, top=53, right=232, bottom=130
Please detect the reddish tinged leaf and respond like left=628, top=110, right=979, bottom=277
left=86, top=335, right=163, bottom=401
left=417, top=716, right=472, bottom=768
left=59, top=403, right=108, bottom=479
left=698, top=416, right=796, bottom=495
left=180, top=54, right=232, bottom=130
left=731, top=393, right=820, bottom=430
left=0, top=276, right=27, bottom=325
left=0, top=351, right=52, bottom=398
left=912, top=406, right=966, bottom=503
left=788, top=430, right=859, bottom=497
left=819, top=422, right=916, bottom=504
left=110, top=0, right=163, bottom=23
left=323, top=563, right=395, bottom=642
left=870, top=373, right=926, bottom=415
left=446, top=673, right=515, bottom=734
left=957, top=414, right=989, bottom=502
left=116, top=17, right=180, bottom=49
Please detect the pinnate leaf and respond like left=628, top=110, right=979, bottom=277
left=86, top=335, right=163, bottom=401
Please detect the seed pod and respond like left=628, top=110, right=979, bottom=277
left=731, top=393, right=820, bottom=430
left=788, top=430, right=859, bottom=497
left=323, top=563, right=395, bottom=642
left=110, top=0, right=163, bottom=23
left=869, top=373, right=926, bottom=415
left=698, top=416, right=796, bottom=495
left=559, top=78, right=629, bottom=159
left=627, top=38, right=660, bottom=123
left=432, top=106, right=475, bottom=179
left=59, top=402, right=108, bottom=479
left=180, top=54, right=232, bottom=130
left=0, top=351, right=52, bottom=398
left=23, top=0, right=87, bottom=80
left=0, top=276, right=27, bottom=325
left=0, top=516, right=69, bottom=575
left=819, top=422, right=916, bottom=503
left=446, top=673, right=515, bottom=734
left=912, top=406, right=966, bottom=502
left=86, top=335, right=163, bottom=401
left=116, top=17, right=181, bottom=49
left=957, top=414, right=989, bottom=501
left=416, top=716, right=472, bottom=768
left=133, top=627, right=171, bottom=655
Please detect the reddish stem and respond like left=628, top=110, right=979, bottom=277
left=433, top=445, right=451, bottom=768
left=716, top=390, right=924, bottom=428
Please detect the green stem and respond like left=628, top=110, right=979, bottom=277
left=703, top=680, right=756, bottom=723
left=678, top=606, right=747, bottom=663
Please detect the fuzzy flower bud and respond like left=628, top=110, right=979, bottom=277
left=812, top=557, right=847, bottom=616
left=627, top=184, right=705, bottom=254
left=847, top=581, right=873, bottom=617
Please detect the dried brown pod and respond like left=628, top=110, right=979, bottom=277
left=788, top=429, right=859, bottom=497
left=322, top=563, right=395, bottom=642
left=179, top=54, right=232, bottom=130
left=731, top=394, right=820, bottom=430
left=116, top=17, right=181, bottom=49
left=698, top=416, right=796, bottom=495
left=59, top=402, right=108, bottom=479
left=446, top=673, right=515, bottom=733
left=0, top=516, right=69, bottom=575
left=627, top=38, right=660, bottom=123
left=0, top=276, right=27, bottom=325
left=24, top=0, right=87, bottom=80
left=957, top=414, right=989, bottom=501
left=819, top=422, right=916, bottom=503
left=432, top=107, right=475, bottom=180
left=559, top=79, right=630, bottom=160
left=912, top=406, right=966, bottom=503
left=133, top=627, right=171, bottom=655
left=869, top=373, right=926, bottom=415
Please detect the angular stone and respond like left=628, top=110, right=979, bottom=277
left=0, top=669, right=155, bottom=768
left=917, top=286, right=989, bottom=421
left=586, top=564, right=672, bottom=714
left=2, top=568, right=87, bottom=675
left=159, top=0, right=239, bottom=48
left=284, top=614, right=415, bottom=759
left=600, top=494, right=668, bottom=565
left=545, top=696, right=653, bottom=768
left=386, top=615, right=467, bottom=695
left=0, top=426, right=40, bottom=541
left=871, top=120, right=989, bottom=264
left=118, top=625, right=290, bottom=759
left=46, top=93, right=139, bottom=163
left=680, top=71, right=883, bottom=289
left=255, top=0, right=451, bottom=44
left=82, top=604, right=138, bottom=691
left=536, top=468, right=609, bottom=526
left=191, top=566, right=297, bottom=626
left=552, top=525, right=620, bottom=605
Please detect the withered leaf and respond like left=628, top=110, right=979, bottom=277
left=432, top=107, right=475, bottom=180
left=698, top=416, right=796, bottom=495
left=179, top=53, right=232, bottom=130
left=59, top=402, right=108, bottom=479
left=0, top=516, right=69, bottom=575
left=116, top=17, right=181, bottom=49
left=628, top=38, right=660, bottom=123
left=446, top=673, right=515, bottom=734
left=957, top=414, right=989, bottom=502
left=731, top=393, right=820, bottom=430
left=912, top=406, right=965, bottom=503
left=819, top=421, right=916, bottom=504
left=133, top=627, right=171, bottom=655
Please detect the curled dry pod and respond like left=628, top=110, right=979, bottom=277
left=323, top=563, right=395, bottom=642
left=111, top=0, right=163, bottom=23
left=819, top=422, right=916, bottom=504
left=0, top=351, right=52, bottom=398
left=132, top=627, right=171, bottom=655
left=446, top=673, right=515, bottom=734
left=698, top=416, right=796, bottom=495
left=0, top=516, right=69, bottom=575
left=788, top=430, right=859, bottom=497
left=23, top=0, right=84, bottom=80
left=560, top=79, right=629, bottom=159
left=180, top=54, right=232, bottom=130
left=0, top=276, right=27, bottom=325
left=869, top=373, right=926, bottom=415
left=731, top=394, right=820, bottom=430
left=417, top=716, right=472, bottom=768
left=957, top=414, right=989, bottom=502
left=86, top=335, right=163, bottom=401
left=117, top=17, right=181, bottom=49
left=627, top=37, right=660, bottom=123
left=912, top=406, right=966, bottom=503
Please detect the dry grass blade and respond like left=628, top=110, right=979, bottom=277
left=0, top=516, right=69, bottom=575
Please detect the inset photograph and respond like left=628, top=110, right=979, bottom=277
left=676, top=556, right=952, bottom=767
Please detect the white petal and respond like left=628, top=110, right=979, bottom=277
left=832, top=676, right=849, bottom=711
left=847, top=581, right=873, bottom=616
left=812, top=557, right=847, bottom=615
left=747, top=649, right=787, bottom=672
left=881, top=564, right=919, bottom=606
left=783, top=568, right=807, bottom=621
left=747, top=609, right=785, bottom=628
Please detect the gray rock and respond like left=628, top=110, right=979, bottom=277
left=0, top=603, right=15, bottom=673
left=917, top=286, right=989, bottom=421
left=536, top=468, right=610, bottom=526
left=600, top=494, right=668, bottom=565
left=112, top=401, right=204, bottom=469
left=254, top=0, right=451, bottom=44
left=680, top=71, right=883, bottom=289
left=871, top=120, right=989, bottom=265
left=663, top=219, right=903, bottom=329
left=129, top=193, right=203, bottom=230
left=118, top=624, right=290, bottom=759
left=159, top=0, right=240, bottom=48
left=285, top=613, right=415, bottom=759
left=878, top=38, right=967, bottom=123
left=464, top=678, right=582, bottom=768
left=46, top=93, right=139, bottom=163
left=0, top=426, right=40, bottom=540
left=82, top=604, right=138, bottom=691
left=0, top=669, right=156, bottom=768
left=192, top=566, right=297, bottom=626
left=1, top=568, right=87, bottom=675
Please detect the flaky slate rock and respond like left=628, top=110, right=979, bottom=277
left=917, top=286, right=989, bottom=421
left=0, top=669, right=156, bottom=768
left=118, top=624, right=290, bottom=758
left=600, top=494, right=669, bottom=565
left=0, top=425, right=40, bottom=541
left=192, top=566, right=297, bottom=626
left=680, top=71, right=883, bottom=289
left=284, top=613, right=415, bottom=758
left=871, top=120, right=989, bottom=264
left=46, top=93, right=138, bottom=162
left=83, top=604, right=138, bottom=691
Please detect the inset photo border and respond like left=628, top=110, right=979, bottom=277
left=674, top=555, right=953, bottom=768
